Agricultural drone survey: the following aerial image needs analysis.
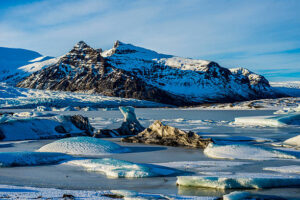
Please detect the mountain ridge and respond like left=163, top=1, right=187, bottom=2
left=14, top=40, right=282, bottom=105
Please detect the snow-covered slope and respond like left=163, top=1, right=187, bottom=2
left=0, top=46, right=56, bottom=83
left=17, top=41, right=279, bottom=105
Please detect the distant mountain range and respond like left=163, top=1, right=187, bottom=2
left=1, top=41, right=283, bottom=106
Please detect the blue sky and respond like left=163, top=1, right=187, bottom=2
left=0, top=0, right=299, bottom=81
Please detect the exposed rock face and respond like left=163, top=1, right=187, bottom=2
left=122, top=120, right=212, bottom=148
left=17, top=41, right=280, bottom=106
left=69, top=115, right=94, bottom=136
left=94, top=106, right=144, bottom=137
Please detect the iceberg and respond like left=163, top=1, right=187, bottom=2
left=234, top=113, right=300, bottom=126
left=176, top=176, right=300, bottom=189
left=0, top=114, right=86, bottom=141
left=38, top=137, right=130, bottom=155
left=67, top=158, right=179, bottom=178
left=0, top=151, right=71, bottom=167
left=284, top=134, right=300, bottom=147
left=203, top=143, right=297, bottom=160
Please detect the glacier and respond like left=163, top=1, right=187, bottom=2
left=203, top=143, right=298, bottom=160
left=0, top=82, right=165, bottom=109
left=38, top=137, right=130, bottom=155
left=176, top=175, right=300, bottom=189
left=0, top=151, right=71, bottom=167
left=66, top=158, right=179, bottom=178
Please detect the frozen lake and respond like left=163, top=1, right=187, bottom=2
left=1, top=108, right=300, bottom=199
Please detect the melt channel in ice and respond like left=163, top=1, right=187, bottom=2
left=203, top=143, right=298, bottom=160
left=66, top=158, right=179, bottom=178
left=38, top=136, right=130, bottom=155
left=0, top=151, right=72, bottom=167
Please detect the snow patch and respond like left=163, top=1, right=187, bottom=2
left=204, top=143, right=298, bottom=160
left=38, top=137, right=130, bottom=155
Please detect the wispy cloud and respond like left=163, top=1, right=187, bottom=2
left=0, top=0, right=299, bottom=80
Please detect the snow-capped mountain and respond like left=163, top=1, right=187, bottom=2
left=17, top=41, right=280, bottom=105
left=0, top=46, right=57, bottom=83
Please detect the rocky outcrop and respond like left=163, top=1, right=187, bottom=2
left=122, top=120, right=212, bottom=148
left=69, top=115, right=94, bottom=136
left=17, top=41, right=281, bottom=106
left=94, top=106, right=144, bottom=137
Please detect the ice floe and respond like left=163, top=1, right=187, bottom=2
left=176, top=175, right=300, bottom=189
left=233, top=113, right=300, bottom=126
left=67, top=158, right=179, bottom=178
left=203, top=143, right=298, bottom=160
left=284, top=134, right=300, bottom=147
left=264, top=165, right=300, bottom=174
left=38, top=137, right=130, bottom=155
left=0, top=151, right=71, bottom=167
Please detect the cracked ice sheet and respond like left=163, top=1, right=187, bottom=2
left=0, top=185, right=214, bottom=200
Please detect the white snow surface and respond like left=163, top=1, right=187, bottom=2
left=284, top=135, right=300, bottom=147
left=0, top=46, right=56, bottom=84
left=0, top=113, right=83, bottom=141
left=203, top=143, right=298, bottom=160
left=38, top=137, right=130, bottom=156
left=0, top=83, right=165, bottom=109
left=100, top=41, right=271, bottom=100
left=66, top=158, right=178, bottom=178
left=0, top=151, right=71, bottom=167
left=264, top=165, right=300, bottom=174
left=0, top=185, right=212, bottom=200
left=176, top=175, right=300, bottom=189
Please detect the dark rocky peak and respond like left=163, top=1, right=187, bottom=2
left=61, top=41, right=102, bottom=65
left=74, top=41, right=90, bottom=50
